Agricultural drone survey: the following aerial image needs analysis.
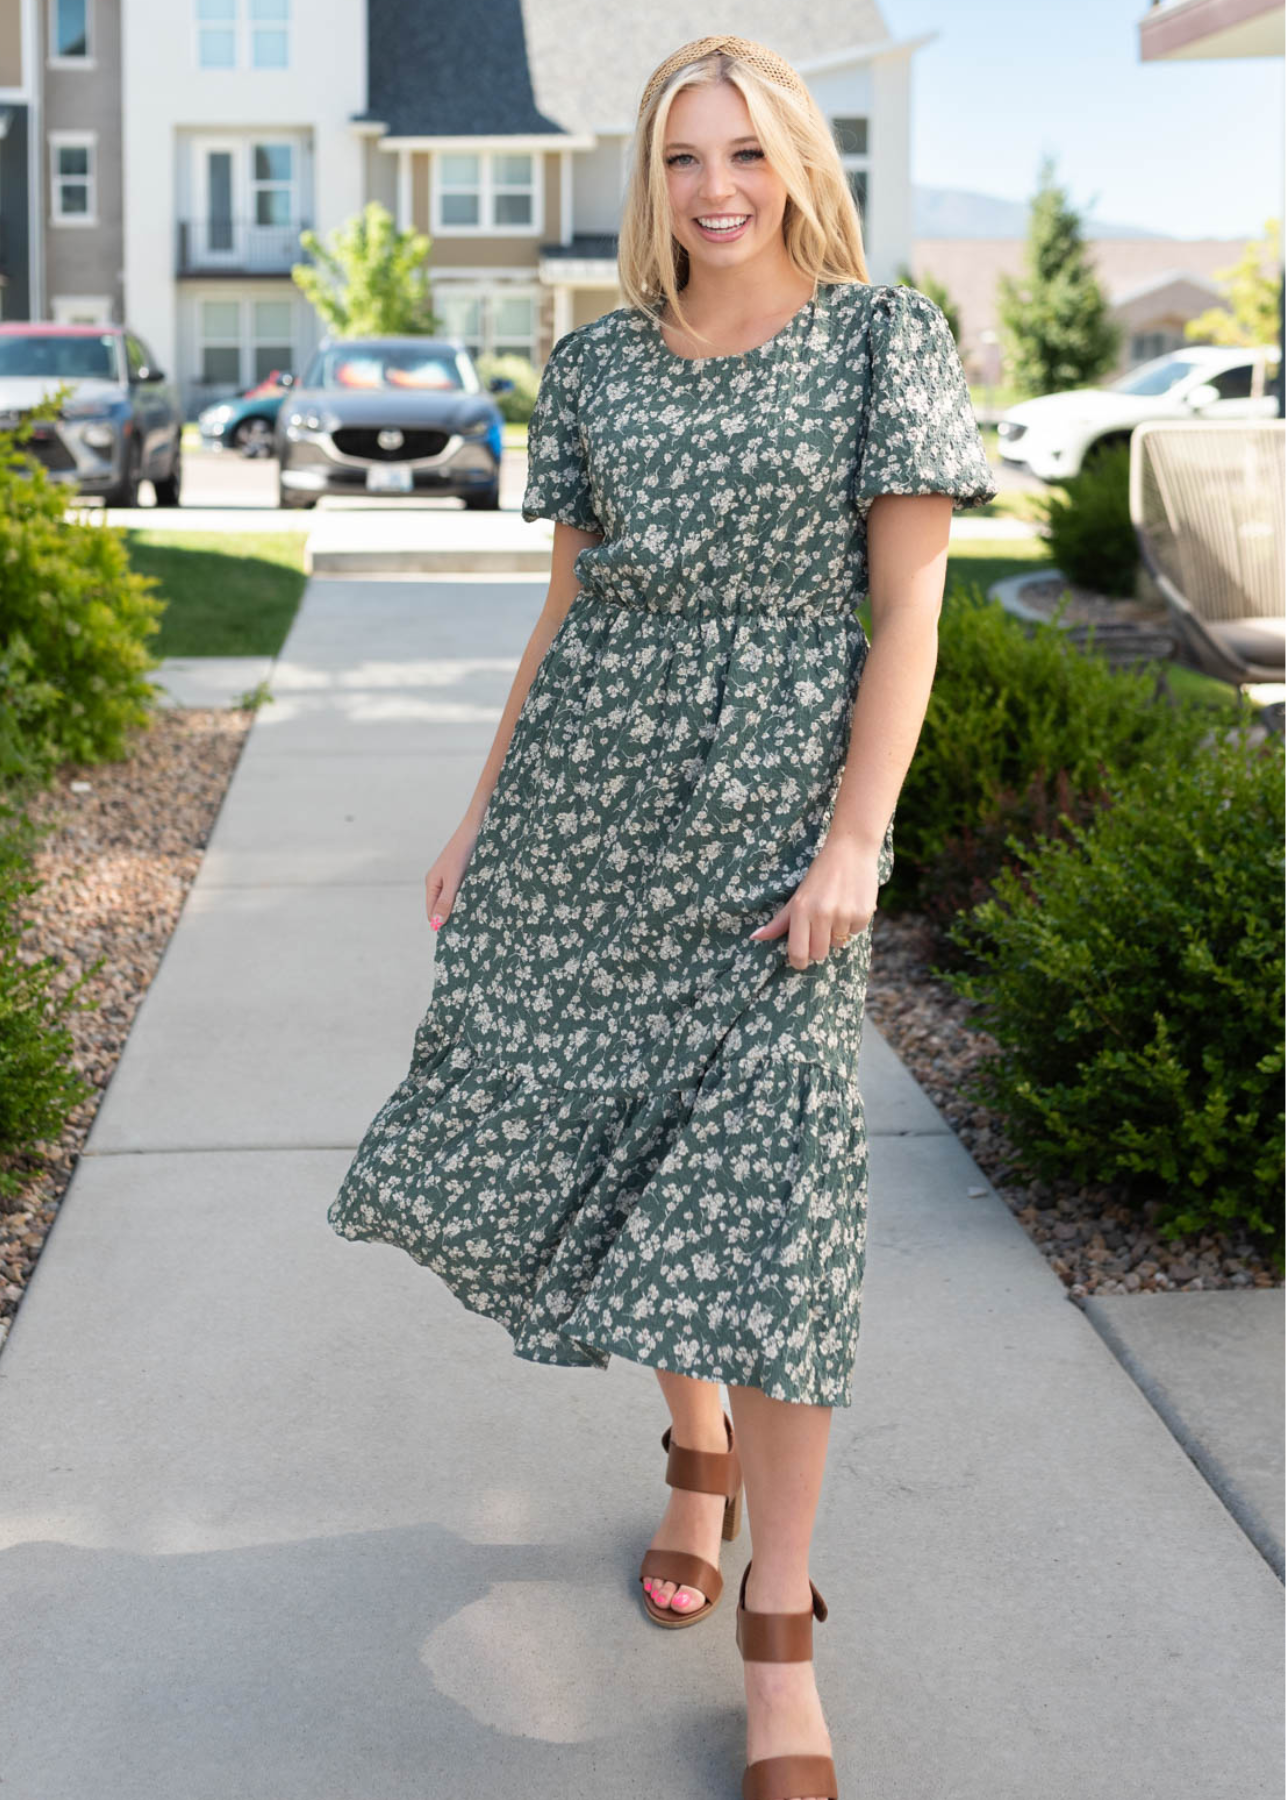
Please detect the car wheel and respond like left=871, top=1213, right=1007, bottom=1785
left=103, top=438, right=141, bottom=510
left=235, top=417, right=276, bottom=458
left=152, top=446, right=182, bottom=507
left=463, top=483, right=501, bottom=511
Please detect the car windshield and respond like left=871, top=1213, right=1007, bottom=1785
left=1108, top=356, right=1206, bottom=397
left=0, top=333, right=120, bottom=381
left=304, top=345, right=477, bottom=393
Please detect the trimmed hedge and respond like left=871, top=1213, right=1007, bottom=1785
left=942, top=729, right=1285, bottom=1250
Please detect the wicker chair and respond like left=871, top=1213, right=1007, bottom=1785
left=1130, top=420, right=1285, bottom=688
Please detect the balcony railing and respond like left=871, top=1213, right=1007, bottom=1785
left=176, top=218, right=311, bottom=277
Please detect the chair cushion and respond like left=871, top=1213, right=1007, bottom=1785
left=1205, top=615, right=1286, bottom=668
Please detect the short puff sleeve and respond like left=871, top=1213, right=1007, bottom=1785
left=520, top=328, right=603, bottom=532
left=852, top=286, right=996, bottom=516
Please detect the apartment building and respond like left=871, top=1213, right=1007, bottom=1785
left=1, top=0, right=927, bottom=406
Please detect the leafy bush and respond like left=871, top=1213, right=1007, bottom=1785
left=0, top=403, right=164, bottom=784
left=1035, top=438, right=1138, bottom=597
left=886, top=588, right=1212, bottom=915
left=943, top=728, right=1285, bottom=1250
left=0, top=798, right=98, bottom=1199
left=474, top=352, right=540, bottom=425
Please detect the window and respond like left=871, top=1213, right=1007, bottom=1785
left=434, top=287, right=537, bottom=363
left=199, top=299, right=242, bottom=387
left=431, top=151, right=539, bottom=234
left=1210, top=363, right=1254, bottom=402
left=251, top=0, right=289, bottom=68
left=196, top=0, right=236, bottom=67
left=197, top=296, right=298, bottom=394
left=252, top=299, right=293, bottom=381
left=197, top=0, right=289, bottom=70
left=251, top=143, right=294, bottom=226
left=831, top=115, right=870, bottom=230
left=49, top=0, right=91, bottom=62
left=50, top=132, right=96, bottom=224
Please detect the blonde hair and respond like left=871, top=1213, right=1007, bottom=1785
left=618, top=36, right=870, bottom=348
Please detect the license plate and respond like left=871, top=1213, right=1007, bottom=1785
left=366, top=463, right=413, bottom=493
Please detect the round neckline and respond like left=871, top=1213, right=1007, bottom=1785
left=646, top=283, right=823, bottom=367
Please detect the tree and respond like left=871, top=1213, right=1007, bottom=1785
left=1184, top=218, right=1282, bottom=350
left=996, top=154, right=1120, bottom=398
left=291, top=201, right=440, bottom=337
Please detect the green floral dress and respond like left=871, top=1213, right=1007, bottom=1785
left=327, top=279, right=995, bottom=1406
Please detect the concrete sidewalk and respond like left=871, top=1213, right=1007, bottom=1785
left=0, top=574, right=1280, bottom=1800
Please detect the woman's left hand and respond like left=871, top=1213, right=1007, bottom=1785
left=748, top=834, right=882, bottom=971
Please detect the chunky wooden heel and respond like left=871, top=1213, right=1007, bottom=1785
left=638, top=1407, right=744, bottom=1628
left=735, top=1557, right=839, bottom=1800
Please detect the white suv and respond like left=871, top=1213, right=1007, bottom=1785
left=996, top=344, right=1281, bottom=483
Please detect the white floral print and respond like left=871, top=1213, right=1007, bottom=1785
left=327, top=280, right=996, bottom=1406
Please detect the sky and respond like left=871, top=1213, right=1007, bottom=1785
left=895, top=0, right=1283, bottom=239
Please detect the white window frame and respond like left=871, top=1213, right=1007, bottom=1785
left=47, top=0, right=94, bottom=68
left=249, top=140, right=296, bottom=229
left=249, top=295, right=295, bottom=382
left=194, top=0, right=290, bottom=71
left=196, top=295, right=247, bottom=391
left=433, top=284, right=539, bottom=363
left=430, top=150, right=542, bottom=238
left=51, top=294, right=113, bottom=323
left=49, top=129, right=96, bottom=226
left=194, top=292, right=299, bottom=395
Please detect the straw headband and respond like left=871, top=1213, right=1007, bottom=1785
left=637, top=34, right=811, bottom=118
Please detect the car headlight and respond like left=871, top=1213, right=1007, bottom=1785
left=81, top=424, right=116, bottom=450
left=461, top=416, right=491, bottom=438
left=200, top=404, right=234, bottom=426
left=286, top=409, right=341, bottom=435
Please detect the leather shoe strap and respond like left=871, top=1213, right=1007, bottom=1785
left=742, top=1752, right=838, bottom=1800
left=662, top=1412, right=740, bottom=1498
left=735, top=1559, right=829, bottom=1662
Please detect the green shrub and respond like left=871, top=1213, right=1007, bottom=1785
left=1035, top=439, right=1138, bottom=597
left=943, top=728, right=1285, bottom=1250
left=474, top=352, right=539, bottom=424
left=0, top=797, right=98, bottom=1198
left=887, top=589, right=1212, bottom=915
left=0, top=402, right=164, bottom=784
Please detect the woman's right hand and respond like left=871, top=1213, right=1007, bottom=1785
left=425, top=816, right=482, bottom=931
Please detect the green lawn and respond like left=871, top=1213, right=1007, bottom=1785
left=126, top=530, right=309, bottom=658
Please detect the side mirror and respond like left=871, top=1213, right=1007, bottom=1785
left=278, top=372, right=296, bottom=389
left=139, top=366, right=166, bottom=384
left=488, top=375, right=515, bottom=394
left=1185, top=382, right=1220, bottom=409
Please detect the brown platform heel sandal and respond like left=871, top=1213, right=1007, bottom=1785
left=735, top=1557, right=839, bottom=1800
left=638, top=1407, right=744, bottom=1628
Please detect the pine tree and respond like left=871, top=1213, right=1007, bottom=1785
left=997, top=154, right=1120, bottom=398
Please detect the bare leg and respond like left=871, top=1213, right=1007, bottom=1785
left=729, top=1384, right=834, bottom=1800
left=643, top=1369, right=730, bottom=1614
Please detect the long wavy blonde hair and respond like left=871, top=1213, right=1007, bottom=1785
left=617, top=44, right=870, bottom=349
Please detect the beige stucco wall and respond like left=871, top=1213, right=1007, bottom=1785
left=0, top=3, right=23, bottom=88
left=571, top=287, right=620, bottom=329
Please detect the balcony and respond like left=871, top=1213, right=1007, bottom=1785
left=176, top=218, right=311, bottom=278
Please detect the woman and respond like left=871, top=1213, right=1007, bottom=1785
left=329, top=34, right=995, bottom=1800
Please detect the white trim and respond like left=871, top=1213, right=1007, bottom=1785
left=49, top=127, right=96, bottom=225
left=193, top=0, right=292, bottom=73
left=46, top=0, right=94, bottom=67
left=396, top=147, right=411, bottom=229
left=538, top=256, right=618, bottom=286
left=381, top=132, right=594, bottom=152
left=559, top=148, right=572, bottom=247
left=430, top=147, right=543, bottom=238
left=425, top=264, right=540, bottom=280
left=24, top=0, right=43, bottom=316
left=51, top=292, right=112, bottom=321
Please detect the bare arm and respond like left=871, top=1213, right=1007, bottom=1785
left=426, top=519, right=603, bottom=928
left=749, top=491, right=954, bottom=969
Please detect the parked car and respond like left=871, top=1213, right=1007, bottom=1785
left=198, top=370, right=297, bottom=456
left=0, top=322, right=182, bottom=506
left=996, top=344, right=1282, bottom=483
left=275, top=336, right=512, bottom=510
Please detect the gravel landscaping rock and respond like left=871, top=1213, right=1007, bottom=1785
left=0, top=707, right=254, bottom=1351
left=866, top=912, right=1282, bottom=1303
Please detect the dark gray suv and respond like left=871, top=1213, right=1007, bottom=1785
left=0, top=323, right=183, bottom=507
